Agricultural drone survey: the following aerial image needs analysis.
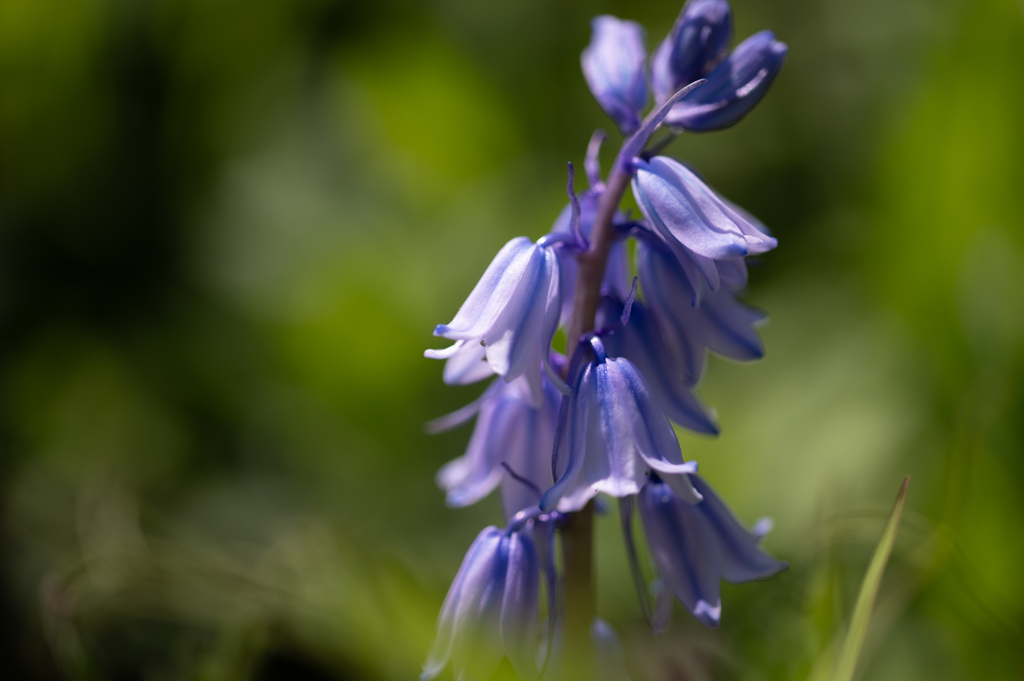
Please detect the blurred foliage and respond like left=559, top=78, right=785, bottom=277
left=0, top=0, right=1022, bottom=679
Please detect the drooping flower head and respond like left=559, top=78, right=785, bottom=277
left=596, top=294, right=718, bottom=435
left=422, top=514, right=555, bottom=681
left=632, top=155, right=776, bottom=294
left=651, top=0, right=788, bottom=132
left=541, top=336, right=702, bottom=513
left=636, top=472, right=786, bottom=627
left=636, top=239, right=767, bottom=386
left=651, top=0, right=733, bottom=101
left=428, top=237, right=564, bottom=406
left=667, top=30, right=788, bottom=131
left=582, top=16, right=649, bottom=135
left=428, top=371, right=560, bottom=520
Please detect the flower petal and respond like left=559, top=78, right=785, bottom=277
left=541, top=365, right=594, bottom=511
left=485, top=247, right=561, bottom=392
left=638, top=480, right=722, bottom=628
left=581, top=15, right=648, bottom=134
left=499, top=380, right=560, bottom=520
left=443, top=339, right=495, bottom=385
left=605, top=358, right=694, bottom=479
left=501, top=532, right=541, bottom=681
left=599, top=297, right=719, bottom=435
left=452, top=533, right=510, bottom=681
left=652, top=0, right=734, bottom=104
left=691, top=475, right=787, bottom=582
left=438, top=394, right=513, bottom=508
left=586, top=360, right=648, bottom=498
left=633, top=156, right=750, bottom=261
left=667, top=30, right=787, bottom=132
left=436, top=237, right=536, bottom=340
left=662, top=470, right=703, bottom=505
left=422, top=527, right=503, bottom=680
left=637, top=241, right=766, bottom=380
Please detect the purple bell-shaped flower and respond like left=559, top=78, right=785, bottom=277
left=637, top=471, right=786, bottom=627
left=422, top=523, right=545, bottom=681
left=428, top=237, right=564, bottom=406
left=541, top=336, right=701, bottom=513
left=427, top=372, right=560, bottom=520
left=667, top=30, right=787, bottom=132
left=596, top=294, right=718, bottom=435
left=651, top=0, right=733, bottom=103
left=581, top=15, right=649, bottom=135
left=636, top=239, right=767, bottom=386
left=632, top=155, right=777, bottom=290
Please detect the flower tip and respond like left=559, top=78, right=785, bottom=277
left=694, top=599, right=722, bottom=628
left=433, top=324, right=450, bottom=337
left=753, top=516, right=774, bottom=538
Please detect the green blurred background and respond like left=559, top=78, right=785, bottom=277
left=1, top=0, right=1022, bottom=678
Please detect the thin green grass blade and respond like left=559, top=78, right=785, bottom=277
left=831, top=477, right=909, bottom=681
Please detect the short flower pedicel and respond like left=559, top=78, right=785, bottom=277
left=423, top=1, right=788, bottom=676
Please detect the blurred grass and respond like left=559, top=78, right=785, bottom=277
left=0, top=0, right=1021, bottom=679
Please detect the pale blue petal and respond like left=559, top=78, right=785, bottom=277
left=483, top=245, right=551, bottom=378
left=541, top=366, right=593, bottom=511
left=638, top=481, right=722, bottom=628
left=581, top=16, right=648, bottom=134
left=443, top=339, right=495, bottom=385
left=422, top=527, right=503, bottom=680
left=588, top=361, right=648, bottom=498
left=605, top=358, right=695, bottom=478
left=633, top=156, right=750, bottom=261
left=715, top=256, right=749, bottom=291
left=452, top=534, right=510, bottom=681
left=637, top=241, right=766, bottom=372
left=501, top=532, right=541, bottom=681
left=636, top=242, right=709, bottom=384
left=691, top=475, right=787, bottom=583
left=599, top=298, right=719, bottom=434
left=437, top=237, right=536, bottom=340
left=662, top=470, right=703, bottom=505
left=499, top=380, right=560, bottom=520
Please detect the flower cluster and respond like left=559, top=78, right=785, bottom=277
left=422, top=2, right=788, bottom=678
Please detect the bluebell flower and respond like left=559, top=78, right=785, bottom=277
left=631, top=155, right=776, bottom=293
left=596, top=295, right=719, bottom=435
left=637, top=472, right=786, bottom=628
left=651, top=0, right=733, bottom=104
left=666, top=30, right=788, bottom=131
left=427, top=372, right=560, bottom=520
left=541, top=337, right=701, bottom=512
left=422, top=524, right=544, bottom=681
left=582, top=16, right=649, bottom=135
left=636, top=239, right=767, bottom=385
left=428, top=237, right=565, bottom=406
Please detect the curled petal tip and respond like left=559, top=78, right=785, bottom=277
left=694, top=599, right=722, bottom=628
left=753, top=516, right=774, bottom=538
